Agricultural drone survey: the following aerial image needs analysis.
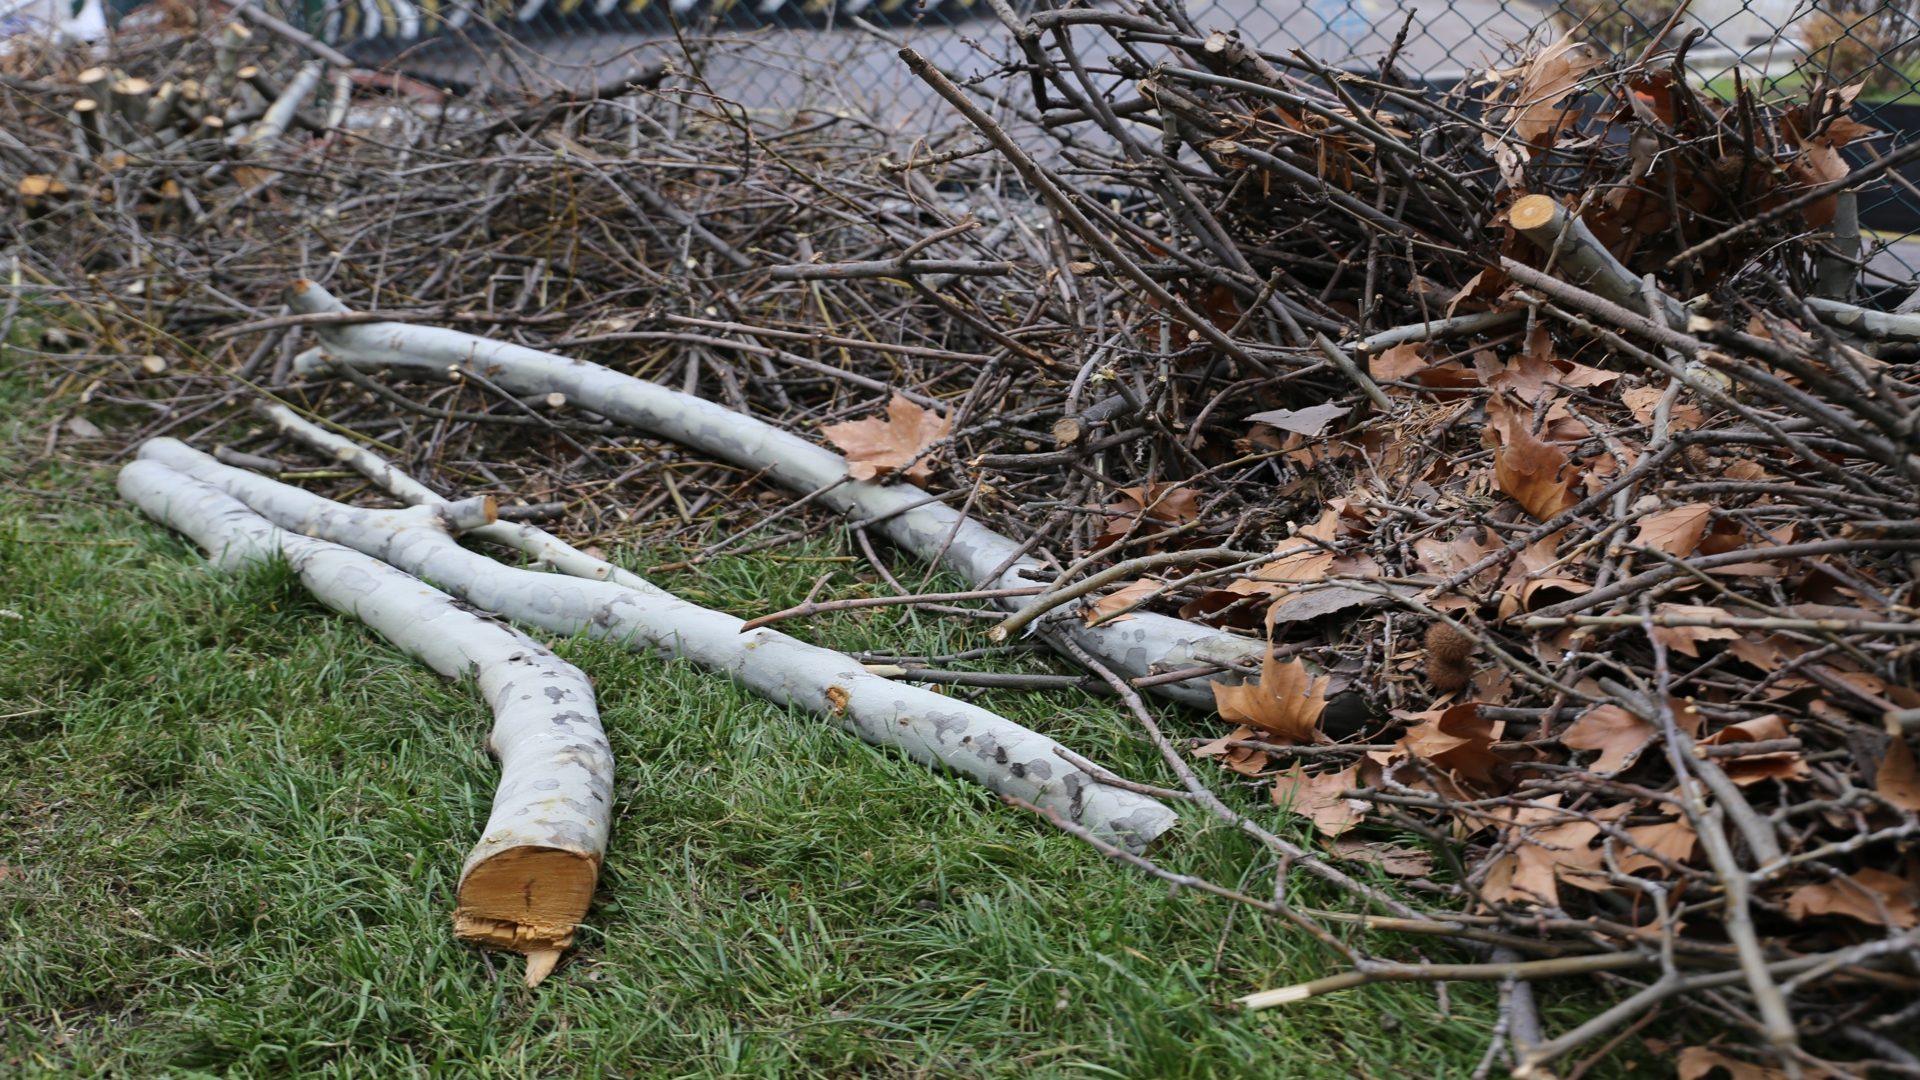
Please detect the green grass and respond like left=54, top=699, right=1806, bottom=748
left=0, top=368, right=1590, bottom=1077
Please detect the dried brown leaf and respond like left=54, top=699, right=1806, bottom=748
left=1229, top=507, right=1342, bottom=598
left=1484, top=395, right=1580, bottom=522
left=1620, top=817, right=1697, bottom=876
left=1330, top=839, right=1433, bottom=877
left=1650, top=604, right=1743, bottom=658
left=1192, top=725, right=1271, bottom=777
left=1096, top=483, right=1200, bottom=548
left=1633, top=503, right=1713, bottom=557
left=1678, top=1046, right=1792, bottom=1080
left=1214, top=650, right=1329, bottom=743
left=1370, top=342, right=1430, bottom=381
left=1561, top=703, right=1655, bottom=773
left=1272, top=763, right=1365, bottom=836
left=1397, top=702, right=1506, bottom=787
left=1506, top=34, right=1607, bottom=143
left=1622, top=384, right=1703, bottom=430
left=821, top=393, right=949, bottom=485
left=1086, top=578, right=1162, bottom=625
left=1481, top=796, right=1601, bottom=907
left=1877, top=738, right=1920, bottom=812
left=1784, top=868, right=1919, bottom=928
left=1701, top=715, right=1809, bottom=785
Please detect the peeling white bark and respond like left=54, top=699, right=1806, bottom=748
left=285, top=280, right=1263, bottom=707
left=117, top=459, right=612, bottom=979
left=138, top=438, right=1179, bottom=854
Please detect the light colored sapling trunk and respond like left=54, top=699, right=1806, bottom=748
left=137, top=438, right=1179, bottom=854
left=283, top=279, right=1264, bottom=708
left=118, top=459, right=612, bottom=986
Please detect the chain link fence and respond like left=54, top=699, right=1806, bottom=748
left=225, top=0, right=1920, bottom=282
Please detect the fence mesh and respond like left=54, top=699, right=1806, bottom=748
left=237, top=0, right=1920, bottom=282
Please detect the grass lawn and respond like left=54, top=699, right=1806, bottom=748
left=0, top=366, right=1609, bottom=1077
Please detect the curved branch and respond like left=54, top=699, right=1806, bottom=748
left=117, top=459, right=611, bottom=985
left=138, top=437, right=1179, bottom=854
left=285, top=279, right=1265, bottom=707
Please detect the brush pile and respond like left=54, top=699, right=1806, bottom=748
left=6, top=1, right=1920, bottom=1074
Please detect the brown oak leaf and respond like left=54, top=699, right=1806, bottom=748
left=821, top=394, right=949, bottom=485
left=1396, top=702, right=1506, bottom=787
left=1620, top=817, right=1697, bottom=876
left=1678, top=1046, right=1793, bottom=1080
left=1192, top=724, right=1271, bottom=777
left=1701, top=715, right=1809, bottom=786
left=1481, top=796, right=1602, bottom=908
left=1650, top=604, right=1743, bottom=658
left=1095, top=483, right=1200, bottom=548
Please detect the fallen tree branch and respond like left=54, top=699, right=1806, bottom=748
left=117, top=459, right=611, bottom=987
left=286, top=280, right=1266, bottom=707
left=257, top=402, right=652, bottom=591
left=137, top=437, right=1180, bottom=853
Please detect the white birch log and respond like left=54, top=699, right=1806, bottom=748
left=256, top=402, right=656, bottom=592
left=1804, top=298, right=1920, bottom=345
left=284, top=279, right=1262, bottom=707
left=117, top=459, right=612, bottom=985
left=137, top=438, right=1180, bottom=854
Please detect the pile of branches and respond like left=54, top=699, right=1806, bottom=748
left=6, top=2, right=1920, bottom=1074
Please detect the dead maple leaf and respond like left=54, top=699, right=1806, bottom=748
left=1701, top=715, right=1809, bottom=786
left=1396, top=702, right=1507, bottom=787
left=1877, top=738, right=1920, bottom=812
left=1504, top=34, right=1608, bottom=143
left=1484, top=395, right=1580, bottom=522
left=1650, top=604, right=1743, bottom=658
left=1086, top=578, right=1162, bottom=625
left=1481, top=795, right=1602, bottom=908
left=1095, top=483, right=1199, bottom=548
left=1781, top=104, right=1879, bottom=228
left=1622, top=384, right=1703, bottom=430
left=1272, top=763, right=1365, bottom=836
left=1370, top=342, right=1430, bottom=382
left=1619, top=816, right=1697, bottom=876
left=1213, top=648, right=1329, bottom=743
left=1785, top=868, right=1919, bottom=928
left=1678, top=1046, right=1793, bottom=1080
left=1561, top=703, right=1655, bottom=773
left=821, top=393, right=950, bottom=486
left=1228, top=506, right=1341, bottom=600
left=1633, top=503, right=1713, bottom=557
left=1192, top=724, right=1271, bottom=777
left=1330, top=839, right=1433, bottom=877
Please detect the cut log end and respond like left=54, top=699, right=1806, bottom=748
left=454, top=846, right=598, bottom=957
left=1509, top=194, right=1560, bottom=233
